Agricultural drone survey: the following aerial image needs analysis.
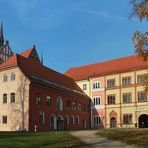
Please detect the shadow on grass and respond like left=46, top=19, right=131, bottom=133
left=96, top=129, right=148, bottom=148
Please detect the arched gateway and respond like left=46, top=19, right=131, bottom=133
left=109, top=110, right=117, bottom=128
left=139, top=114, right=148, bottom=128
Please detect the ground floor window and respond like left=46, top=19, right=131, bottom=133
left=65, top=115, right=69, bottom=125
left=71, top=115, right=74, bottom=125
left=94, top=116, right=101, bottom=125
left=123, top=114, right=132, bottom=124
left=2, top=116, right=7, bottom=124
left=138, top=92, right=147, bottom=102
left=39, top=111, right=45, bottom=125
left=76, top=116, right=79, bottom=125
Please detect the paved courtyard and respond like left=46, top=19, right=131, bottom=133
left=70, top=130, right=137, bottom=148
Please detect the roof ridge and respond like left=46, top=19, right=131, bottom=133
left=68, top=55, right=136, bottom=70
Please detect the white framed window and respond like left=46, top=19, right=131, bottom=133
left=93, top=82, right=101, bottom=90
left=36, top=95, right=41, bottom=104
left=93, top=96, right=101, bottom=105
left=94, top=116, right=101, bottom=125
left=46, top=96, right=51, bottom=106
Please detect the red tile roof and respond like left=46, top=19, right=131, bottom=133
left=0, top=51, right=87, bottom=97
left=0, top=54, right=18, bottom=68
left=65, top=55, right=148, bottom=81
left=20, top=47, right=34, bottom=58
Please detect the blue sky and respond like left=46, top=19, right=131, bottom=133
left=0, top=0, right=147, bottom=73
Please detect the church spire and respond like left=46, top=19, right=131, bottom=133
left=41, top=52, right=43, bottom=65
left=0, top=22, right=4, bottom=47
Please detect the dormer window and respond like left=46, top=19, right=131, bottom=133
left=11, top=72, right=16, bottom=81
left=83, top=84, right=87, bottom=90
left=3, top=74, right=8, bottom=82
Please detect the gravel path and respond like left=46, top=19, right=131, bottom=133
left=70, top=130, right=137, bottom=148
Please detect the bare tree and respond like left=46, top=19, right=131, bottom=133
left=131, top=0, right=148, bottom=91
left=10, top=75, right=29, bottom=131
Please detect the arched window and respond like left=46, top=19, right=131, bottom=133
left=3, top=74, right=8, bottom=82
left=57, top=97, right=63, bottom=111
left=65, top=115, right=69, bottom=125
left=71, top=115, right=74, bottom=125
left=11, top=72, right=16, bottom=81
left=76, top=116, right=79, bottom=125
left=39, top=111, right=45, bottom=125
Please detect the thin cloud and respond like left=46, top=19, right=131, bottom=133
left=84, top=9, right=128, bottom=22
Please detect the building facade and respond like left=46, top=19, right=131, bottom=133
left=65, top=55, right=148, bottom=128
left=0, top=47, right=91, bottom=131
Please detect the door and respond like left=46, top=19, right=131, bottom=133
left=110, top=117, right=117, bottom=128
left=57, top=118, right=64, bottom=131
left=139, top=114, right=148, bottom=128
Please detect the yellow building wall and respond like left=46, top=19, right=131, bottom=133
left=106, top=89, right=120, bottom=104
left=121, top=72, right=135, bottom=84
left=121, top=87, right=136, bottom=102
left=105, top=70, right=148, bottom=128
left=136, top=69, right=148, bottom=75
left=106, top=74, right=120, bottom=86
left=106, top=108, right=121, bottom=128
left=76, top=80, right=90, bottom=96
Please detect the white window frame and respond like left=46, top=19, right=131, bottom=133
left=94, top=116, right=101, bottom=125
left=92, top=81, right=101, bottom=90
left=93, top=96, right=101, bottom=106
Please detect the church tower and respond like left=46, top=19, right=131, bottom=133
left=0, top=22, right=4, bottom=47
left=0, top=22, right=13, bottom=63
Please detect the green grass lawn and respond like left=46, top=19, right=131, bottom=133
left=96, top=129, right=148, bottom=148
left=0, top=131, right=89, bottom=148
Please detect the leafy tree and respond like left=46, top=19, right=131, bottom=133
left=131, top=0, right=148, bottom=91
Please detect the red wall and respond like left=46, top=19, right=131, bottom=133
left=29, top=83, right=91, bottom=131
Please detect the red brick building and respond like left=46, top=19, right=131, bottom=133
left=0, top=24, right=91, bottom=131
